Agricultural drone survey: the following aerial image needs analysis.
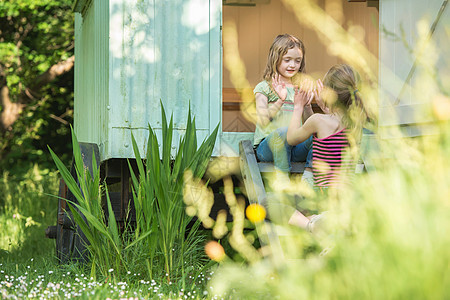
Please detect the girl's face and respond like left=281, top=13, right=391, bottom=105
left=277, top=47, right=303, bottom=80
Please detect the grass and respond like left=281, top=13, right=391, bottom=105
left=3, top=119, right=449, bottom=299
left=0, top=165, right=58, bottom=261
left=0, top=165, right=220, bottom=299
left=2, top=2, right=449, bottom=298
left=0, top=258, right=215, bottom=299
left=2, top=103, right=221, bottom=299
left=0, top=103, right=221, bottom=298
left=2, top=124, right=449, bottom=299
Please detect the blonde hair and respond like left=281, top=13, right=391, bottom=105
left=323, top=64, right=367, bottom=147
left=323, top=64, right=365, bottom=120
left=263, top=34, right=306, bottom=82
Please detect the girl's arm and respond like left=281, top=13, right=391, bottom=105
left=314, top=79, right=330, bottom=114
left=302, top=104, right=314, bottom=122
left=255, top=74, right=288, bottom=127
left=255, top=92, right=283, bottom=127
left=300, top=77, right=314, bottom=122
left=287, top=89, right=317, bottom=145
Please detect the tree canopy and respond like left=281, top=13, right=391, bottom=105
left=0, top=0, right=74, bottom=173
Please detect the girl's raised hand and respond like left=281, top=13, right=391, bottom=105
left=272, top=74, right=288, bottom=101
left=315, top=79, right=324, bottom=96
left=301, top=77, right=314, bottom=95
left=314, top=79, right=330, bottom=114
left=294, top=86, right=314, bottom=108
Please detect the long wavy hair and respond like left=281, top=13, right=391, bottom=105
left=262, top=34, right=306, bottom=82
left=323, top=64, right=367, bottom=148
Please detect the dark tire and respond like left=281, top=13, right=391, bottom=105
left=54, top=142, right=99, bottom=264
left=55, top=178, right=89, bottom=263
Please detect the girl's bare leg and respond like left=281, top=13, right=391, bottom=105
left=288, top=210, right=310, bottom=229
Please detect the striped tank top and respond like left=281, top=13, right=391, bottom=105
left=312, top=128, right=355, bottom=187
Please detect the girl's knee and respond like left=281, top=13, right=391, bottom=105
left=275, top=127, right=288, bottom=138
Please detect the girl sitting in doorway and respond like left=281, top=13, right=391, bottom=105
left=253, top=34, right=314, bottom=179
left=286, top=64, right=366, bottom=232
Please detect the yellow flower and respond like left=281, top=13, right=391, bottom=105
left=246, top=203, right=266, bottom=223
left=204, top=241, right=226, bottom=262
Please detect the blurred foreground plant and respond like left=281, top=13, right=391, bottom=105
left=204, top=119, right=450, bottom=299
left=194, top=1, right=450, bottom=298
left=186, top=109, right=450, bottom=299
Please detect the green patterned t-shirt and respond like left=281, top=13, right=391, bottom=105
left=253, top=80, right=299, bottom=147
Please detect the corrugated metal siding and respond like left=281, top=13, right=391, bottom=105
left=74, top=0, right=222, bottom=160
left=107, top=0, right=222, bottom=159
left=379, top=0, right=449, bottom=136
left=74, top=0, right=109, bottom=160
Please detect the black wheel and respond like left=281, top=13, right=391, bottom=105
left=46, top=142, right=100, bottom=264
left=55, top=179, right=73, bottom=263
left=55, top=178, right=89, bottom=263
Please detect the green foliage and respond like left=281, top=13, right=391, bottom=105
left=0, top=257, right=213, bottom=298
left=202, top=124, right=450, bottom=299
left=49, top=129, right=127, bottom=278
left=0, top=165, right=58, bottom=262
left=48, top=103, right=218, bottom=290
left=130, top=102, right=219, bottom=284
left=0, top=0, right=74, bottom=174
left=0, top=1, right=73, bottom=85
left=0, top=156, right=213, bottom=298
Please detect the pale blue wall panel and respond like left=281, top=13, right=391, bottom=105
left=209, top=0, right=223, bottom=156
left=74, top=0, right=109, bottom=160
left=380, top=0, right=446, bottom=108
left=106, top=0, right=222, bottom=159
left=74, top=0, right=222, bottom=160
left=379, top=0, right=448, bottom=135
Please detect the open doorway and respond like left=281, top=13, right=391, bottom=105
left=221, top=0, right=379, bottom=132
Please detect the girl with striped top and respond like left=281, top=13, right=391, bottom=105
left=286, top=64, right=366, bottom=232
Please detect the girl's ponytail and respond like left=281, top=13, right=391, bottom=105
left=323, top=64, right=367, bottom=150
left=323, top=64, right=366, bottom=124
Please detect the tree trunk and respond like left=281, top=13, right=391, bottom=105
left=0, top=85, right=25, bottom=131
left=0, top=55, right=75, bottom=132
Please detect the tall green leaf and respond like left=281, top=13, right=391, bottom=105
left=128, top=102, right=219, bottom=282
